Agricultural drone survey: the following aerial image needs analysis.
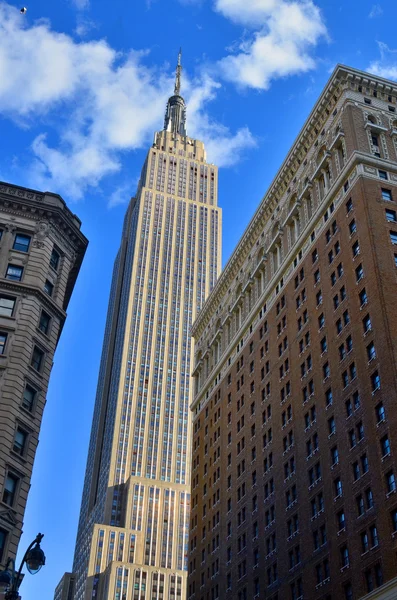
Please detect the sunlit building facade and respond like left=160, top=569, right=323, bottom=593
left=66, top=54, right=222, bottom=600
left=0, top=183, right=87, bottom=568
left=189, top=65, right=397, bottom=600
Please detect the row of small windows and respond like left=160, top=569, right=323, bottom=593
left=0, top=229, right=61, bottom=268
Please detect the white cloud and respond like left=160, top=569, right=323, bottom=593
left=368, top=42, right=397, bottom=81
left=74, top=17, right=97, bottom=37
left=215, top=0, right=327, bottom=89
left=0, top=3, right=255, bottom=200
left=368, top=4, right=383, bottom=18
left=107, top=182, right=136, bottom=209
left=187, top=75, right=256, bottom=166
left=71, top=0, right=89, bottom=10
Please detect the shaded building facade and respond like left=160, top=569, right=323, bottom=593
left=189, top=66, right=397, bottom=600
left=0, top=182, right=87, bottom=567
left=68, top=54, right=222, bottom=600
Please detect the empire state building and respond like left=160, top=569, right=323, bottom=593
left=60, top=53, right=222, bottom=600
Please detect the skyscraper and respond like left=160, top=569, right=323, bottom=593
left=67, top=53, right=222, bottom=600
left=0, top=182, right=87, bottom=567
left=189, top=65, right=397, bottom=600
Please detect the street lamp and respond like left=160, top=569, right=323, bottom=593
left=0, top=533, right=45, bottom=599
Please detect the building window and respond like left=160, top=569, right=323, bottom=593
left=44, top=280, right=54, bottom=296
left=38, top=311, right=51, bottom=335
left=367, top=341, right=376, bottom=361
left=340, top=545, right=349, bottom=567
left=361, top=532, right=369, bottom=553
left=6, top=265, right=23, bottom=281
left=381, top=188, right=392, bottom=201
left=352, top=240, right=360, bottom=257
left=0, top=529, right=7, bottom=563
left=363, top=314, right=371, bottom=333
left=344, top=583, right=353, bottom=600
left=31, top=346, right=44, bottom=372
left=379, top=170, right=388, bottom=180
left=0, top=296, right=16, bottom=317
left=22, top=384, right=36, bottom=412
left=3, top=473, right=18, bottom=506
left=381, top=435, right=391, bottom=457
left=325, top=388, right=333, bottom=407
left=386, top=209, right=397, bottom=222
left=349, top=219, right=357, bottom=234
left=386, top=471, right=396, bottom=494
left=390, top=231, right=397, bottom=245
left=346, top=198, right=353, bottom=213
left=50, top=248, right=60, bottom=271
left=359, top=288, right=368, bottom=307
left=0, top=333, right=8, bottom=355
left=355, top=264, right=364, bottom=282
left=391, top=509, right=397, bottom=532
left=13, top=234, right=31, bottom=252
left=371, top=370, right=380, bottom=392
left=13, top=428, right=27, bottom=456
left=370, top=525, right=379, bottom=547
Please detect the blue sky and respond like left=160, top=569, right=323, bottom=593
left=0, top=0, right=396, bottom=597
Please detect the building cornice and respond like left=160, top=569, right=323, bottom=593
left=192, top=65, right=397, bottom=339
left=0, top=280, right=67, bottom=321
left=0, top=182, right=87, bottom=248
left=191, top=150, right=397, bottom=408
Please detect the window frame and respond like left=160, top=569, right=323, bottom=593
left=0, top=296, right=16, bottom=318
left=2, top=472, right=19, bottom=506
left=50, top=248, right=61, bottom=271
left=5, top=264, right=23, bottom=282
left=12, top=233, right=31, bottom=253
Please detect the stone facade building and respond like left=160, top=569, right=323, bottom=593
left=0, top=182, right=87, bottom=567
left=54, top=573, right=76, bottom=600
left=189, top=65, right=397, bottom=600
left=65, top=53, right=222, bottom=600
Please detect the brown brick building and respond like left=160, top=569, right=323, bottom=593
left=0, top=182, right=87, bottom=567
left=188, top=66, right=397, bottom=600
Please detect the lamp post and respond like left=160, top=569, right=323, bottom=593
left=0, top=533, right=46, bottom=599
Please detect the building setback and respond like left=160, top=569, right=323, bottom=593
left=54, top=573, right=76, bottom=600
left=0, top=182, right=87, bottom=566
left=189, top=65, right=397, bottom=600
left=66, top=53, right=222, bottom=600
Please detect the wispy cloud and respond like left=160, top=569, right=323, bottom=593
left=71, top=0, right=89, bottom=10
left=107, top=182, right=136, bottom=209
left=368, top=42, right=397, bottom=80
left=368, top=4, right=383, bottom=18
left=0, top=3, right=255, bottom=200
left=187, top=75, right=257, bottom=166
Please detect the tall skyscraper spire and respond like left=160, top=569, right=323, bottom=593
left=174, top=48, right=182, bottom=96
left=164, top=49, right=186, bottom=136
left=60, top=50, right=222, bottom=600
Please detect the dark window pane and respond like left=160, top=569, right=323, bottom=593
left=50, top=249, right=60, bottom=271
left=0, top=296, right=15, bottom=317
left=31, top=346, right=44, bottom=372
left=22, top=385, right=36, bottom=411
left=0, top=333, right=7, bottom=355
left=6, top=265, right=23, bottom=281
left=13, top=234, right=31, bottom=252
left=0, top=529, right=7, bottom=563
left=39, top=311, right=50, bottom=334
left=13, top=429, right=27, bottom=455
left=44, top=280, right=54, bottom=296
left=3, top=473, right=18, bottom=506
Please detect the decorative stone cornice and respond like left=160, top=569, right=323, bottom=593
left=0, top=182, right=87, bottom=248
left=0, top=280, right=67, bottom=321
left=192, top=66, right=397, bottom=339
